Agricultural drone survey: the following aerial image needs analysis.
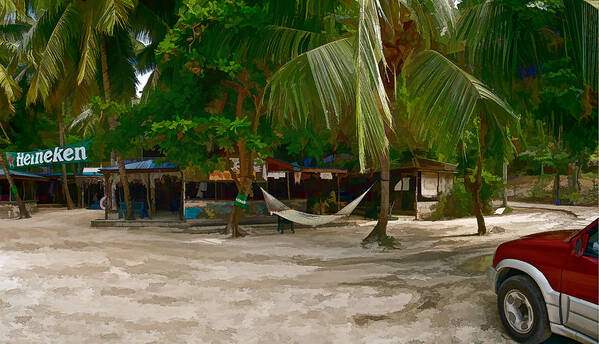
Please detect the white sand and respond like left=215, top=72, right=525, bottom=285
left=0, top=205, right=596, bottom=343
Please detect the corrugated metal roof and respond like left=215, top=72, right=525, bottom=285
left=0, top=169, right=47, bottom=179
left=99, top=160, right=177, bottom=172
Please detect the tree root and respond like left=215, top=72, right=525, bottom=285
left=361, top=234, right=400, bottom=249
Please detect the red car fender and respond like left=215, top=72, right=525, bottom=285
left=494, top=258, right=561, bottom=324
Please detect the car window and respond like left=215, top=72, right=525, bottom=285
left=584, top=225, right=598, bottom=258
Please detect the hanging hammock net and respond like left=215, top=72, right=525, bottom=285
left=260, top=186, right=372, bottom=227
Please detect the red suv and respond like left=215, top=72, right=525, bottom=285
left=488, top=219, right=598, bottom=344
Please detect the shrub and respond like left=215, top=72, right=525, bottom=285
left=427, top=174, right=503, bottom=220
left=308, top=191, right=338, bottom=214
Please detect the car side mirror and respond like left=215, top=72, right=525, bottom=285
left=574, top=236, right=588, bottom=257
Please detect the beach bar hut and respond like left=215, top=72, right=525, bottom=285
left=0, top=169, right=46, bottom=218
left=99, top=160, right=184, bottom=220
left=77, top=168, right=105, bottom=209
left=182, top=157, right=348, bottom=220
left=391, top=158, right=457, bottom=219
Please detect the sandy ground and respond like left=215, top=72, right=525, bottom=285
left=0, top=206, right=597, bottom=343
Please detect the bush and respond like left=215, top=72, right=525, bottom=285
left=427, top=181, right=473, bottom=220
left=426, top=174, right=503, bottom=220
left=308, top=191, right=338, bottom=214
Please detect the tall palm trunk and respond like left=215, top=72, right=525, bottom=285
left=502, top=161, right=508, bottom=207
left=101, top=36, right=133, bottom=220
left=0, top=152, right=30, bottom=218
left=468, top=114, right=487, bottom=235
left=57, top=107, right=75, bottom=210
left=363, top=148, right=390, bottom=244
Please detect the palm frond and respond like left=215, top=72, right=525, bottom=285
left=564, top=0, right=598, bottom=90
left=250, top=24, right=336, bottom=65
left=103, top=27, right=138, bottom=102
left=404, top=50, right=518, bottom=153
left=398, top=0, right=456, bottom=49
left=354, top=0, right=391, bottom=169
left=26, top=3, right=80, bottom=105
left=76, top=23, right=100, bottom=85
left=97, top=0, right=135, bottom=35
left=456, top=1, right=520, bottom=84
left=266, top=0, right=391, bottom=170
left=68, top=104, right=101, bottom=137
left=266, top=38, right=355, bottom=128
left=0, top=63, right=21, bottom=114
left=139, top=68, right=158, bottom=102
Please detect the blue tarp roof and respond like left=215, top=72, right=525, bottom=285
left=0, top=169, right=47, bottom=179
left=37, top=172, right=74, bottom=177
left=99, top=159, right=177, bottom=172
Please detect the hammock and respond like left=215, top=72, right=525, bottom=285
left=260, top=186, right=372, bottom=227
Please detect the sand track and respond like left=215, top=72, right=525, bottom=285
left=0, top=205, right=596, bottom=343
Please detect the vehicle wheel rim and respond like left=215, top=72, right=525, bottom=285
left=504, top=289, right=534, bottom=334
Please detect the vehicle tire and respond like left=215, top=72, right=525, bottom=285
left=498, top=275, right=552, bottom=344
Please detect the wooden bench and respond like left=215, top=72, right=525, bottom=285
left=118, top=202, right=148, bottom=219
left=277, top=216, right=294, bottom=234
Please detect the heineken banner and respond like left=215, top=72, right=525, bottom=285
left=6, top=140, right=91, bottom=168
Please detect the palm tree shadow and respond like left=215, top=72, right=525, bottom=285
left=431, top=233, right=480, bottom=239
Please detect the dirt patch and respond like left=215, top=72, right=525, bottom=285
left=353, top=314, right=390, bottom=326
left=457, top=254, right=494, bottom=274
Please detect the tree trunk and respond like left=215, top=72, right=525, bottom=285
left=0, top=152, right=30, bottom=218
left=362, top=148, right=390, bottom=244
left=101, top=36, right=133, bottom=219
left=502, top=161, right=508, bottom=207
left=471, top=114, right=487, bottom=236
left=225, top=139, right=252, bottom=238
left=567, top=162, right=580, bottom=203
left=575, top=163, right=581, bottom=191
left=554, top=173, right=561, bottom=205
left=117, top=152, right=134, bottom=220
left=57, top=108, right=74, bottom=210
left=100, top=37, right=111, bottom=101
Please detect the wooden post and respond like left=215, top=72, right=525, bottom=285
left=286, top=172, right=291, bottom=200
left=80, top=181, right=85, bottom=208
left=180, top=171, right=185, bottom=221
left=145, top=174, right=152, bottom=219
left=104, top=174, right=110, bottom=220
left=437, top=172, right=440, bottom=198
left=413, top=173, right=418, bottom=219
left=150, top=176, right=156, bottom=216
left=336, top=174, right=341, bottom=211
left=502, top=161, right=508, bottom=207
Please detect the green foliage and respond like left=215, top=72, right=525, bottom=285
left=307, top=191, right=337, bottom=215
left=426, top=176, right=502, bottom=221
left=115, top=1, right=285, bottom=176
left=517, top=56, right=597, bottom=175
left=277, top=127, right=334, bottom=164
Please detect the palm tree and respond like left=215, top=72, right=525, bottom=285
left=19, top=0, right=140, bottom=218
left=265, top=0, right=518, bottom=240
left=458, top=0, right=597, bottom=207
left=0, top=9, right=31, bottom=218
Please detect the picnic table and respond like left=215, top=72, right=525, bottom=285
left=277, top=216, right=294, bottom=234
